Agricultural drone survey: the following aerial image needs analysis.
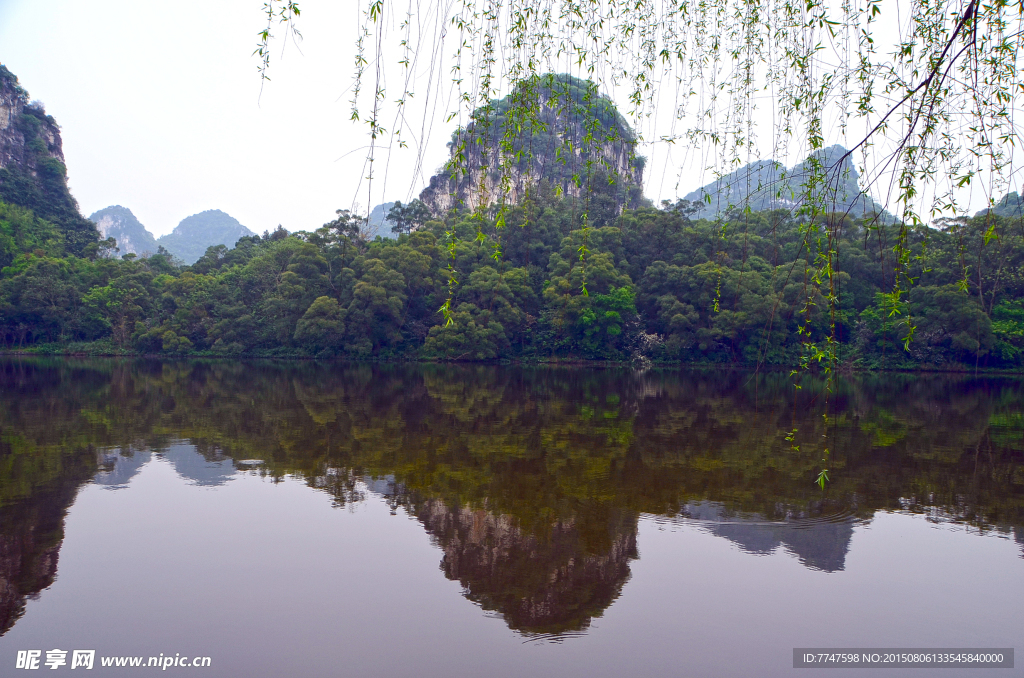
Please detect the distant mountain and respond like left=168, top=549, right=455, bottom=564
left=157, top=209, right=254, bottom=264
left=89, top=205, right=158, bottom=256
left=367, top=201, right=397, bottom=239
left=682, top=145, right=894, bottom=222
left=976, top=192, right=1024, bottom=219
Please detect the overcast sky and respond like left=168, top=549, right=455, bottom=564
left=0, top=0, right=446, bottom=236
left=0, top=0, right=1009, bottom=236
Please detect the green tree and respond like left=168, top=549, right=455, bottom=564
left=386, top=200, right=431, bottom=236
left=344, top=259, right=407, bottom=354
left=82, top=276, right=151, bottom=346
left=294, top=296, right=346, bottom=353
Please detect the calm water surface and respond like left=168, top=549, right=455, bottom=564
left=0, top=360, right=1021, bottom=677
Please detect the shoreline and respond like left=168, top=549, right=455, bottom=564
left=1, top=347, right=1021, bottom=375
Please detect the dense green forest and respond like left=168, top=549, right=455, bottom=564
left=2, top=185, right=1024, bottom=368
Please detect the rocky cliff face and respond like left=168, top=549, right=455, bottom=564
left=0, top=70, right=64, bottom=175
left=0, top=64, right=98, bottom=256
left=420, top=74, right=645, bottom=216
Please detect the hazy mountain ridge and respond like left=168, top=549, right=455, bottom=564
left=976, top=192, right=1024, bottom=219
left=683, top=145, right=894, bottom=222
left=1, top=64, right=253, bottom=266
left=156, top=209, right=254, bottom=264
left=87, top=206, right=254, bottom=264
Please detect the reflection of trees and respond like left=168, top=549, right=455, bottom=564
left=0, top=361, right=108, bottom=635
left=0, top=456, right=93, bottom=635
left=0, top=359, right=1022, bottom=635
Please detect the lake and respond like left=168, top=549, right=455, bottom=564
left=0, top=359, right=1021, bottom=676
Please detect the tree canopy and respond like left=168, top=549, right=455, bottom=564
left=4, top=186, right=1024, bottom=369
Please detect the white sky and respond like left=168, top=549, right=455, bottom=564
left=0, top=0, right=432, bottom=236
left=0, top=0, right=1014, bottom=236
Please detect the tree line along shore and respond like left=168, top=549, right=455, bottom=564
left=2, top=188, right=1023, bottom=369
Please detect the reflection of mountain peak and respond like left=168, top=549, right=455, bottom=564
left=680, top=501, right=855, bottom=572
left=93, top=448, right=152, bottom=488
left=93, top=444, right=236, bottom=489
left=414, top=499, right=638, bottom=634
left=158, top=444, right=235, bottom=487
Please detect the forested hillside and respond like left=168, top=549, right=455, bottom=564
left=0, top=65, right=1021, bottom=368
left=2, top=185, right=1023, bottom=367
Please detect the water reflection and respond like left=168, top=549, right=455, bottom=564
left=96, top=446, right=234, bottom=489
left=0, top=359, right=1022, bottom=638
left=95, top=449, right=150, bottom=488
left=0, top=474, right=79, bottom=635
left=676, top=501, right=857, bottom=572
left=415, top=498, right=638, bottom=634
